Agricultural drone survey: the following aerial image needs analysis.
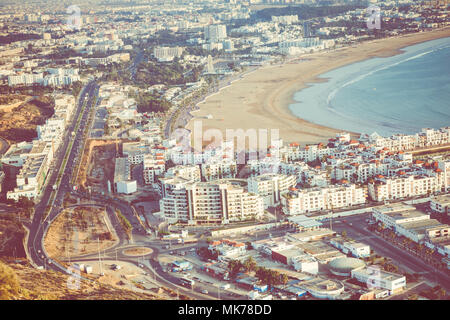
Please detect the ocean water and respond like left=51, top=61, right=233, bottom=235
left=289, top=36, right=450, bottom=136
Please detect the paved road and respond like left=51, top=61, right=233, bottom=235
left=331, top=214, right=450, bottom=290
left=27, top=81, right=98, bottom=272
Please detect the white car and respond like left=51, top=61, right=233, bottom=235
left=202, top=290, right=208, bottom=294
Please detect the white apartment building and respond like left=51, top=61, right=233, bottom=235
left=280, top=143, right=332, bottom=163
left=36, top=118, right=65, bottom=141
left=8, top=73, right=43, bottom=86
left=159, top=177, right=191, bottom=222
left=42, top=74, right=80, bottom=87
left=143, top=154, right=165, bottom=184
left=7, top=153, right=50, bottom=200
left=368, top=127, right=450, bottom=151
left=201, top=159, right=237, bottom=181
left=281, top=184, right=366, bottom=215
left=204, top=24, right=227, bottom=42
left=153, top=46, right=183, bottom=62
left=368, top=174, right=441, bottom=201
left=271, top=15, right=299, bottom=24
left=165, top=165, right=201, bottom=182
left=159, top=178, right=264, bottom=225
left=53, top=94, right=76, bottom=124
left=438, top=159, right=450, bottom=191
left=248, top=173, right=296, bottom=208
left=334, top=161, right=389, bottom=183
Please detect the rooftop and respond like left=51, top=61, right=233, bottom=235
left=382, top=209, right=428, bottom=222
left=114, top=157, right=129, bottom=182
left=352, top=266, right=405, bottom=282
left=399, top=219, right=447, bottom=234
left=328, top=257, right=366, bottom=273
left=432, top=194, right=450, bottom=206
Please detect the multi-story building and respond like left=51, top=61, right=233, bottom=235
left=430, top=194, right=450, bottom=215
left=368, top=173, right=440, bottom=201
left=201, top=159, right=237, bottom=181
left=8, top=72, right=43, bottom=86
left=248, top=173, right=296, bottom=208
left=159, top=178, right=264, bottom=225
left=143, top=154, right=165, bottom=184
left=165, top=165, right=201, bottom=182
left=123, top=142, right=151, bottom=165
left=438, top=159, right=450, bottom=191
left=114, top=157, right=136, bottom=194
left=153, top=46, right=183, bottom=62
left=281, top=184, right=366, bottom=215
left=204, top=24, right=227, bottom=42
left=7, top=153, right=50, bottom=200
left=271, top=15, right=299, bottom=24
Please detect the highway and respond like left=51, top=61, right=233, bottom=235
left=27, top=80, right=98, bottom=273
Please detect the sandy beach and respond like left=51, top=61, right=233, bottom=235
left=186, top=27, right=450, bottom=148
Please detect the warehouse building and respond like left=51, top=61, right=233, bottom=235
left=351, top=266, right=406, bottom=295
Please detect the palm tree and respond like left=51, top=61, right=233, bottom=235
left=280, top=274, right=289, bottom=286
left=437, top=288, right=446, bottom=299
left=243, top=256, right=257, bottom=273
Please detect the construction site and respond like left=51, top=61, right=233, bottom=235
left=74, top=138, right=131, bottom=194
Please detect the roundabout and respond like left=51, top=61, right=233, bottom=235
left=122, top=247, right=153, bottom=257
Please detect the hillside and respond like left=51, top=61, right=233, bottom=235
left=0, top=214, right=26, bottom=258
left=0, top=260, right=185, bottom=300
left=0, top=95, right=54, bottom=143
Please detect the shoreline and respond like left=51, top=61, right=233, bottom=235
left=186, top=27, right=450, bottom=147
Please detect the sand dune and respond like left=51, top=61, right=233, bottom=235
left=186, top=28, right=450, bottom=149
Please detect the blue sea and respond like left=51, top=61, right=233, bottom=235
left=289, top=36, right=450, bottom=136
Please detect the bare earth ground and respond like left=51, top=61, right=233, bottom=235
left=122, top=247, right=153, bottom=256
left=186, top=28, right=450, bottom=147
left=0, top=94, right=30, bottom=112
left=75, top=139, right=119, bottom=189
left=44, top=206, right=118, bottom=260
left=3, top=261, right=169, bottom=300
left=0, top=95, right=54, bottom=143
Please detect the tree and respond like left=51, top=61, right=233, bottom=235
left=243, top=257, right=257, bottom=273
left=228, top=260, right=243, bottom=277
left=437, top=288, right=446, bottom=299
left=280, top=274, right=289, bottom=286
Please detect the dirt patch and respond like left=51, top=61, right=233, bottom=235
left=75, top=139, right=121, bottom=190
left=0, top=96, right=54, bottom=143
left=44, top=206, right=118, bottom=261
left=122, top=247, right=153, bottom=257
left=0, top=94, right=29, bottom=112
left=4, top=261, right=167, bottom=300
